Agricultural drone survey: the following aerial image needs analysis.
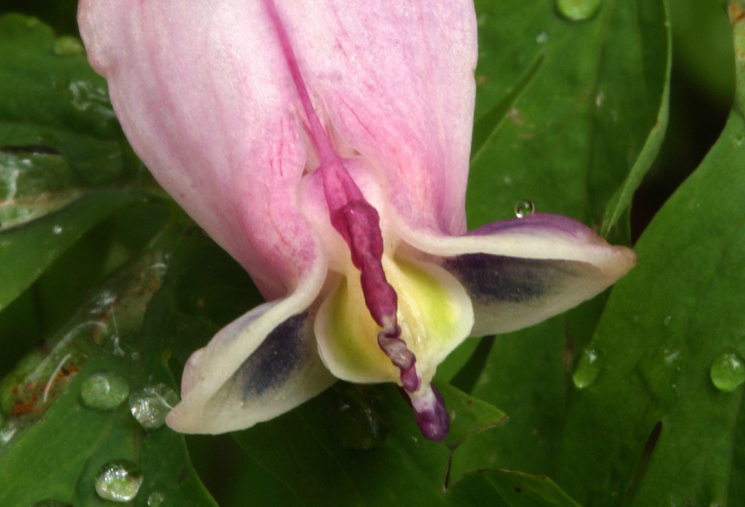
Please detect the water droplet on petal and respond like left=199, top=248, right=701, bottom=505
left=147, top=491, right=166, bottom=507
left=80, top=370, right=129, bottom=411
left=572, top=345, right=603, bottom=389
left=556, top=0, right=602, bottom=21
left=514, top=199, right=535, bottom=218
left=95, top=460, right=144, bottom=502
left=129, top=383, right=179, bottom=430
left=710, top=351, right=745, bottom=392
left=29, top=501, right=74, bottom=507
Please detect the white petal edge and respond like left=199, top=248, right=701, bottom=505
left=166, top=252, right=331, bottom=433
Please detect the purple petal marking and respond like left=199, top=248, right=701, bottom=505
left=443, top=253, right=586, bottom=304
left=236, top=312, right=309, bottom=399
left=264, top=0, right=419, bottom=391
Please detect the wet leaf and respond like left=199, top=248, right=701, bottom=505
left=0, top=189, right=151, bottom=311
left=558, top=111, right=745, bottom=506
left=0, top=223, right=217, bottom=507
left=0, top=14, right=159, bottom=313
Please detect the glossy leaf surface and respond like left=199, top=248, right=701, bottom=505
left=0, top=225, right=217, bottom=507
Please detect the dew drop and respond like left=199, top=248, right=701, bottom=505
left=536, top=31, right=549, bottom=44
left=95, top=460, right=144, bottom=502
left=572, top=345, right=603, bottom=389
left=53, top=225, right=63, bottom=234
left=129, top=383, right=179, bottom=430
left=28, top=500, right=73, bottom=507
left=710, top=351, right=745, bottom=392
left=556, top=0, right=602, bottom=21
left=147, top=491, right=166, bottom=507
left=80, top=370, right=129, bottom=411
left=514, top=199, right=535, bottom=218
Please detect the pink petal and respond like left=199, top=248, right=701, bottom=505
left=284, top=0, right=478, bottom=237
left=79, top=0, right=323, bottom=299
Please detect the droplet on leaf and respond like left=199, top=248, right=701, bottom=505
left=572, top=345, right=603, bottom=389
left=514, top=199, right=535, bottom=218
left=147, top=491, right=166, bottom=507
left=80, top=370, right=130, bottom=411
left=710, top=351, right=745, bottom=392
left=129, top=383, right=179, bottom=430
left=556, top=0, right=602, bottom=21
left=94, top=460, right=144, bottom=502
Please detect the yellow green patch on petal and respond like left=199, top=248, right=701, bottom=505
left=315, top=254, right=474, bottom=385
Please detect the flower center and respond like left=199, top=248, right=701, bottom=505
left=263, top=0, right=448, bottom=440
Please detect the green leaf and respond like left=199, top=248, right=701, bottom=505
left=558, top=111, right=745, bottom=506
left=451, top=469, right=583, bottom=507
left=0, top=189, right=151, bottom=311
left=0, top=14, right=141, bottom=184
left=467, top=0, right=670, bottom=232
left=0, top=14, right=160, bottom=312
left=234, top=382, right=505, bottom=507
left=0, top=223, right=217, bottom=507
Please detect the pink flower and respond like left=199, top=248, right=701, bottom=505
left=78, top=0, right=635, bottom=441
